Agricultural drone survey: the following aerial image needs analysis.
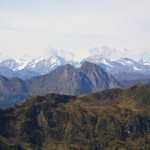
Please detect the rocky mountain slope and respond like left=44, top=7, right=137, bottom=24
left=26, top=61, right=120, bottom=96
left=0, top=62, right=120, bottom=108
left=0, top=85, right=150, bottom=150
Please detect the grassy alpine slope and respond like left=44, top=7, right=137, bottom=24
left=0, top=85, right=150, bottom=150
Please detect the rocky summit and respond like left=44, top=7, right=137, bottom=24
left=26, top=61, right=120, bottom=96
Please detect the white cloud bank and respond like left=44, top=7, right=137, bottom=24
left=41, top=46, right=150, bottom=62
left=43, top=47, right=75, bottom=61
left=88, top=46, right=150, bottom=61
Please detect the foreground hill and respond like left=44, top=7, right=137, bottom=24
left=0, top=85, right=150, bottom=150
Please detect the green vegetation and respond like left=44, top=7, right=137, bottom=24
left=0, top=85, right=150, bottom=149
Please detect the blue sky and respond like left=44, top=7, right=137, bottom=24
left=0, top=0, right=150, bottom=61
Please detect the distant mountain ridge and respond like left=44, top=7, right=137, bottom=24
left=83, top=56, right=150, bottom=75
left=0, top=54, right=149, bottom=79
left=113, top=72, right=150, bottom=81
left=120, top=78, right=150, bottom=88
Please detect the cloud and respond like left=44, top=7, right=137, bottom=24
left=89, top=46, right=130, bottom=60
left=89, top=48, right=101, bottom=56
left=100, top=46, right=114, bottom=56
left=43, top=46, right=75, bottom=61
left=140, top=51, right=150, bottom=62
left=58, top=50, right=75, bottom=61
left=140, top=51, right=148, bottom=58
left=44, top=46, right=58, bottom=58
left=88, top=46, right=150, bottom=62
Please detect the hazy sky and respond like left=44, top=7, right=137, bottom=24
left=0, top=0, right=150, bottom=61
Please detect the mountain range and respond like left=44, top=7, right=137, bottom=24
left=0, top=84, right=150, bottom=150
left=0, top=54, right=150, bottom=149
left=0, top=54, right=149, bottom=80
left=0, top=62, right=120, bottom=108
left=26, top=61, right=120, bottom=95
left=83, top=56, right=150, bottom=75
left=0, top=53, right=149, bottom=108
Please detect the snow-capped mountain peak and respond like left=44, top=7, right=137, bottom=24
left=83, top=55, right=150, bottom=75
left=23, top=55, right=65, bottom=74
left=0, top=53, right=149, bottom=79
left=0, top=58, right=20, bottom=70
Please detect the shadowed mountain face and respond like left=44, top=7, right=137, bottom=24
left=0, top=85, right=150, bottom=150
left=120, top=78, right=150, bottom=88
left=0, top=76, right=29, bottom=108
left=0, top=76, right=28, bottom=93
left=113, top=72, right=150, bottom=81
left=26, top=61, right=120, bottom=96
